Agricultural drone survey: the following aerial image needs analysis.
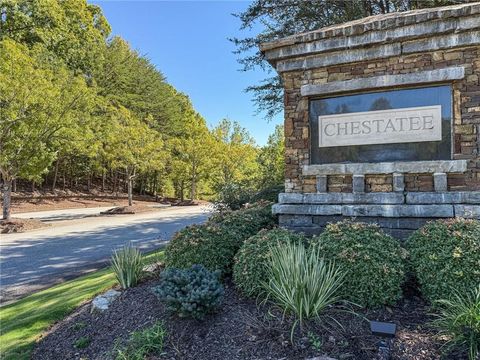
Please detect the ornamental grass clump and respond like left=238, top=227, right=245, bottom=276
left=154, top=265, right=224, bottom=320
left=432, top=285, right=480, bottom=360
left=264, top=242, right=346, bottom=337
left=311, top=220, right=407, bottom=308
left=407, top=218, right=480, bottom=303
left=233, top=228, right=306, bottom=297
left=111, top=243, right=144, bottom=289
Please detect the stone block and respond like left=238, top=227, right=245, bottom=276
left=433, top=172, right=448, bottom=192
left=454, top=205, right=480, bottom=219
left=316, top=175, right=328, bottom=193
left=302, top=192, right=404, bottom=204
left=352, top=175, right=365, bottom=193
left=341, top=204, right=454, bottom=218
left=272, top=204, right=342, bottom=215
left=393, top=173, right=405, bottom=192
left=406, top=191, right=480, bottom=204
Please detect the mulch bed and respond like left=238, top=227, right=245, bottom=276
left=0, top=218, right=49, bottom=233
left=32, top=274, right=450, bottom=360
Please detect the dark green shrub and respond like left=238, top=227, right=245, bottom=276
left=209, top=200, right=276, bottom=238
left=432, top=285, right=480, bottom=360
left=164, top=224, right=240, bottom=274
left=233, top=228, right=306, bottom=297
left=311, top=221, right=407, bottom=308
left=165, top=201, right=275, bottom=274
left=153, top=265, right=224, bottom=319
left=407, top=218, right=480, bottom=303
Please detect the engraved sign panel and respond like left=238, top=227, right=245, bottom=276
left=318, top=105, right=442, bottom=148
left=309, top=85, right=452, bottom=164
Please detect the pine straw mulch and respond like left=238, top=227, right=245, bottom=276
left=32, top=274, right=455, bottom=360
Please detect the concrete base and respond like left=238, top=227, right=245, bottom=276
left=274, top=191, right=480, bottom=240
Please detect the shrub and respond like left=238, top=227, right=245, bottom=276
left=114, top=321, right=166, bottom=360
left=164, top=224, right=240, bottom=274
left=153, top=265, right=224, bottom=319
left=209, top=200, right=276, bottom=238
left=111, top=243, right=144, bottom=289
left=432, top=285, right=480, bottom=360
left=233, top=228, right=306, bottom=297
left=311, top=221, right=407, bottom=308
left=407, top=218, right=480, bottom=303
left=165, top=201, right=275, bottom=274
left=264, top=242, right=345, bottom=338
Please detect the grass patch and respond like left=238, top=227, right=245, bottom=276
left=0, top=250, right=164, bottom=360
left=113, top=321, right=166, bottom=360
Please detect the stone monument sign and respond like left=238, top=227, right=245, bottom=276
left=261, top=3, right=480, bottom=238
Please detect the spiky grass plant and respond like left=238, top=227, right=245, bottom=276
left=432, top=285, right=480, bottom=360
left=263, top=242, right=346, bottom=339
left=111, top=243, right=144, bottom=289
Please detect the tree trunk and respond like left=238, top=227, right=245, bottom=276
left=52, top=159, right=59, bottom=191
left=102, top=170, right=106, bottom=192
left=153, top=171, right=158, bottom=201
left=12, top=179, right=16, bottom=193
left=127, top=177, right=133, bottom=206
left=2, top=178, right=12, bottom=220
left=31, top=181, right=35, bottom=193
left=190, top=177, right=196, bottom=200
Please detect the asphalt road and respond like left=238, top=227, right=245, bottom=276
left=0, top=205, right=211, bottom=304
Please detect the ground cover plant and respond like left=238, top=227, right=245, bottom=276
left=114, top=321, right=166, bottom=360
left=154, top=265, right=224, bottom=319
left=407, top=218, right=480, bottom=303
left=311, top=220, right=407, bottom=308
left=432, top=285, right=480, bottom=360
left=233, top=227, right=306, bottom=297
left=111, top=243, right=144, bottom=289
left=264, top=242, right=346, bottom=338
left=164, top=201, right=276, bottom=274
left=0, top=250, right=163, bottom=360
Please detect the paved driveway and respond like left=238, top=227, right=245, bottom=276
left=0, top=206, right=211, bottom=304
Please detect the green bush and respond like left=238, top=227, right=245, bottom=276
left=407, top=218, right=480, bottom=303
left=111, top=243, right=144, bottom=289
left=264, top=242, right=346, bottom=339
left=233, top=228, right=306, bottom=297
left=209, top=200, right=276, bottom=238
left=311, top=221, right=407, bottom=308
left=114, top=321, right=166, bottom=360
left=164, top=224, right=240, bottom=274
left=165, top=201, right=275, bottom=274
left=432, top=285, right=480, bottom=360
left=153, top=265, right=224, bottom=319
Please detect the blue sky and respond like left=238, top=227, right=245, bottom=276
left=90, top=0, right=283, bottom=145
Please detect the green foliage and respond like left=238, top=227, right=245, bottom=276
left=114, top=322, right=166, bottom=360
left=165, top=202, right=276, bottom=274
left=210, top=201, right=276, bottom=237
left=154, top=265, right=224, bottom=320
left=264, top=242, right=346, bottom=338
left=432, top=285, right=480, bottom=360
left=233, top=228, right=306, bottom=297
left=111, top=243, right=144, bottom=289
left=73, top=336, right=90, bottom=349
left=312, top=221, right=407, bottom=308
left=406, top=218, right=480, bottom=303
left=164, top=224, right=241, bottom=275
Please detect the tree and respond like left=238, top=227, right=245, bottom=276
left=0, top=39, right=94, bottom=219
left=211, top=119, right=259, bottom=194
left=231, top=0, right=462, bottom=119
left=107, top=106, right=165, bottom=206
left=169, top=112, right=215, bottom=201
left=1, top=0, right=111, bottom=75
left=257, top=125, right=285, bottom=189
